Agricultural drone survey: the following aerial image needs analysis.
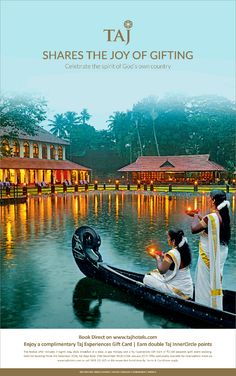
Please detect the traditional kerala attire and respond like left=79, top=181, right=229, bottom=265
left=195, top=212, right=228, bottom=310
left=143, top=247, right=193, bottom=300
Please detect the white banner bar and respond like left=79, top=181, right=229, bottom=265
left=1, top=328, right=235, bottom=369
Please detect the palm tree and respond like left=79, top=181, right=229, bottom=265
left=63, top=112, right=80, bottom=159
left=48, top=114, right=67, bottom=139
left=79, top=109, right=91, bottom=125
left=64, top=111, right=80, bottom=136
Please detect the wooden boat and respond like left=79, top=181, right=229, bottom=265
left=72, top=226, right=236, bottom=328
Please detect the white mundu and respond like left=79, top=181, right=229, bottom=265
left=195, top=212, right=228, bottom=310
left=143, top=248, right=193, bottom=300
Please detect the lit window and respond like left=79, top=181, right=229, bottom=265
left=33, top=143, right=39, bottom=158
left=2, top=139, right=10, bottom=156
left=42, top=144, right=47, bottom=159
left=58, top=145, right=63, bottom=160
left=13, top=141, right=20, bottom=157
left=50, top=145, right=56, bottom=159
left=23, top=141, right=29, bottom=158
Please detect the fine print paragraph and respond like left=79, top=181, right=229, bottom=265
left=23, top=334, right=213, bottom=366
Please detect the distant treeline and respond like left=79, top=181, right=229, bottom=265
left=58, top=95, right=235, bottom=179
left=1, top=94, right=235, bottom=179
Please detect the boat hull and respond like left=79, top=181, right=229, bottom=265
left=73, top=254, right=235, bottom=329
left=72, top=226, right=236, bottom=329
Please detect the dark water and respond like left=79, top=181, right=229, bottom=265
left=1, top=192, right=235, bottom=328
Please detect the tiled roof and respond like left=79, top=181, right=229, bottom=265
left=0, top=157, right=91, bottom=170
left=0, top=126, right=69, bottom=145
left=118, top=155, right=225, bottom=172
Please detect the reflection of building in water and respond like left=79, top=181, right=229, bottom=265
left=115, top=194, right=119, bottom=220
left=149, top=196, right=154, bottom=219
left=0, top=126, right=91, bottom=185
left=94, top=194, right=98, bottom=217
left=108, top=193, right=112, bottom=215
left=119, top=155, right=226, bottom=184
left=5, top=220, right=13, bottom=260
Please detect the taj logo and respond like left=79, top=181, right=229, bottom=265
left=103, top=20, right=133, bottom=45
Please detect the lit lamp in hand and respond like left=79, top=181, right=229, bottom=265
left=185, top=207, right=200, bottom=217
left=146, top=244, right=163, bottom=258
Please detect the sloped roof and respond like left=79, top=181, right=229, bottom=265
left=118, top=155, right=225, bottom=172
left=0, top=126, right=69, bottom=145
left=0, top=157, right=91, bottom=170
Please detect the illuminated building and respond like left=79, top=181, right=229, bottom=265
left=118, top=155, right=226, bottom=184
left=0, top=127, right=91, bottom=185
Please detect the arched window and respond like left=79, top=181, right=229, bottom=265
left=58, top=145, right=63, bottom=160
left=50, top=145, right=56, bottom=160
left=42, top=144, right=47, bottom=159
left=2, top=140, right=10, bottom=156
left=13, top=140, right=20, bottom=157
left=23, top=141, right=30, bottom=158
left=33, top=143, right=39, bottom=158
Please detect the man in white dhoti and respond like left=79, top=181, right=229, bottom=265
left=143, top=229, right=193, bottom=300
left=187, top=190, right=231, bottom=310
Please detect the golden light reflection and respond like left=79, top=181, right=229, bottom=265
left=46, top=196, right=52, bottom=220
left=193, top=197, right=198, bottom=210
left=201, top=194, right=207, bottom=214
left=78, top=194, right=88, bottom=218
left=108, top=193, right=111, bottom=215
left=1, top=192, right=235, bottom=268
left=149, top=196, right=153, bottom=219
left=99, top=193, right=103, bottom=211
left=115, top=194, right=119, bottom=220
left=137, top=194, right=141, bottom=219
left=19, top=203, right=27, bottom=240
left=232, top=195, right=235, bottom=213
left=164, top=195, right=169, bottom=227
left=121, top=192, right=124, bottom=210
left=72, top=196, right=78, bottom=217
left=94, top=194, right=98, bottom=217
left=5, top=221, right=14, bottom=260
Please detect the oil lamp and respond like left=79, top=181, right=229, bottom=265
left=146, top=244, right=163, bottom=258
left=186, top=207, right=199, bottom=214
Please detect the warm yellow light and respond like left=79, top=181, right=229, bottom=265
left=150, top=180, right=153, bottom=184
left=115, top=180, right=119, bottom=184
left=94, top=180, right=98, bottom=184
left=194, top=181, right=198, bottom=185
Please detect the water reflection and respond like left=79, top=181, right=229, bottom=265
left=73, top=278, right=183, bottom=329
left=1, top=191, right=235, bottom=328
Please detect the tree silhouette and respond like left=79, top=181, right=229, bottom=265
left=79, top=109, right=91, bottom=125
left=48, top=113, right=68, bottom=138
